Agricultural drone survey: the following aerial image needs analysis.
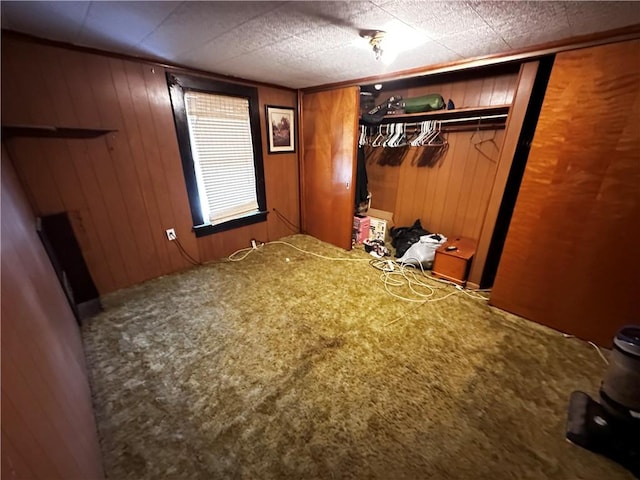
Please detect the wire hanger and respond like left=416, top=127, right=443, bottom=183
left=470, top=118, right=499, bottom=162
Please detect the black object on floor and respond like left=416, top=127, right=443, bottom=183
left=390, top=219, right=430, bottom=258
left=565, top=325, right=640, bottom=479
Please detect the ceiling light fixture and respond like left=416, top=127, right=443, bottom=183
left=361, top=30, right=387, bottom=62
left=358, top=23, right=426, bottom=65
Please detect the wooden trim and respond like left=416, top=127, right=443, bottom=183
left=166, top=71, right=267, bottom=229
left=193, top=211, right=268, bottom=237
left=466, top=281, right=480, bottom=291
left=303, top=24, right=640, bottom=93
left=0, top=29, right=297, bottom=93
left=297, top=89, right=307, bottom=234
left=467, top=61, right=539, bottom=287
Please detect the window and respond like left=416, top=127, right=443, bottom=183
left=167, top=72, right=267, bottom=237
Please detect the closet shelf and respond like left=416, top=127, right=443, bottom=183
left=2, top=124, right=117, bottom=139
left=366, top=104, right=511, bottom=125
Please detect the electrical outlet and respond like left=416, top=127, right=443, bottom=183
left=251, top=239, right=257, bottom=249
left=166, top=228, right=176, bottom=241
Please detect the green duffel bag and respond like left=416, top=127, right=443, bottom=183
left=403, top=94, right=445, bottom=113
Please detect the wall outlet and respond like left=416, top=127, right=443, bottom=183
left=166, top=228, right=176, bottom=241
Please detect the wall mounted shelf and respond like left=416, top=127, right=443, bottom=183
left=2, top=124, right=117, bottom=139
left=360, top=104, right=511, bottom=134
left=386, top=104, right=510, bottom=120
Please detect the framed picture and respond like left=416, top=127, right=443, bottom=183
left=265, top=105, right=295, bottom=153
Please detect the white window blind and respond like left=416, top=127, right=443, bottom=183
left=184, top=91, right=258, bottom=225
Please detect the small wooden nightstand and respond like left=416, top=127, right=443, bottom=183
left=432, top=237, right=476, bottom=286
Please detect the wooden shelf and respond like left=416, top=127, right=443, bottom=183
left=380, top=104, right=511, bottom=123
left=2, top=124, right=117, bottom=139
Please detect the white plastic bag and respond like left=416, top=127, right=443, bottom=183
left=397, top=234, right=447, bottom=268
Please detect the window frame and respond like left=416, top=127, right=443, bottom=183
left=167, top=72, right=267, bottom=237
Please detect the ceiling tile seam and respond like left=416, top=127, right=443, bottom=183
left=563, top=3, right=575, bottom=37
left=76, top=1, right=93, bottom=41
left=213, top=31, right=320, bottom=73
left=373, top=3, right=461, bottom=59
left=172, top=1, right=287, bottom=59
left=376, top=2, right=437, bottom=42
left=195, top=15, right=360, bottom=72
left=135, top=1, right=186, bottom=48
left=468, top=1, right=511, bottom=50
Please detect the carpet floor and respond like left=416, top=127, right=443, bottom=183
left=82, top=234, right=633, bottom=480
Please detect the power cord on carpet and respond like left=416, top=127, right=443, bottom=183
left=562, top=333, right=609, bottom=365
left=370, top=258, right=489, bottom=303
left=228, top=240, right=267, bottom=262
left=228, top=240, right=372, bottom=263
left=227, top=241, right=489, bottom=311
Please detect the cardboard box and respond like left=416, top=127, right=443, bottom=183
left=353, top=215, right=370, bottom=244
left=367, top=208, right=394, bottom=243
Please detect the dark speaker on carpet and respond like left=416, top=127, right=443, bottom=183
left=566, top=325, right=640, bottom=478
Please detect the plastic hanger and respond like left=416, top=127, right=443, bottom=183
left=372, top=125, right=385, bottom=147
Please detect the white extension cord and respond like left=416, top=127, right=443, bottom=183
left=228, top=240, right=489, bottom=305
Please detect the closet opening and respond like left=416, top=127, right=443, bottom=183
left=355, top=61, right=544, bottom=288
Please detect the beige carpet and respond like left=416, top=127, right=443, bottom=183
left=82, top=234, right=633, bottom=480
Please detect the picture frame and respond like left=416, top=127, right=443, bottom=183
left=265, top=105, right=295, bottom=154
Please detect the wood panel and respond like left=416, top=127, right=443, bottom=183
left=261, top=87, right=301, bottom=241
left=366, top=71, right=518, bottom=244
left=1, top=145, right=104, bottom=479
left=1, top=35, right=300, bottom=293
left=467, top=62, right=540, bottom=288
left=301, top=86, right=359, bottom=250
left=490, top=40, right=640, bottom=346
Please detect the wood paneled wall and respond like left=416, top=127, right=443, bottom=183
left=490, top=40, right=640, bottom=346
left=366, top=71, right=517, bottom=243
left=1, top=145, right=104, bottom=480
left=1, top=35, right=299, bottom=294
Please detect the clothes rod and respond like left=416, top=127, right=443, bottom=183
left=385, top=114, right=507, bottom=128
left=441, top=113, right=507, bottom=124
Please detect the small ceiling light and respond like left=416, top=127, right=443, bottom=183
left=374, top=83, right=383, bottom=91
left=361, top=30, right=387, bottom=62
left=357, top=22, right=427, bottom=65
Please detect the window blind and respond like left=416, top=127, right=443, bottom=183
left=184, top=91, right=258, bottom=225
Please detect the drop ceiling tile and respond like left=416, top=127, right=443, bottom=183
left=211, top=49, right=313, bottom=87
left=140, top=2, right=282, bottom=58
left=299, top=43, right=402, bottom=79
left=471, top=1, right=568, bottom=30
left=565, top=1, right=640, bottom=36
left=180, top=20, right=294, bottom=67
left=292, top=24, right=363, bottom=57
left=471, top=1, right=569, bottom=49
left=436, top=25, right=510, bottom=57
left=388, top=38, right=458, bottom=67
left=285, top=0, right=374, bottom=31
left=1, top=1, right=90, bottom=43
left=341, top=5, right=413, bottom=34
left=78, top=1, right=181, bottom=54
left=379, top=1, right=488, bottom=38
